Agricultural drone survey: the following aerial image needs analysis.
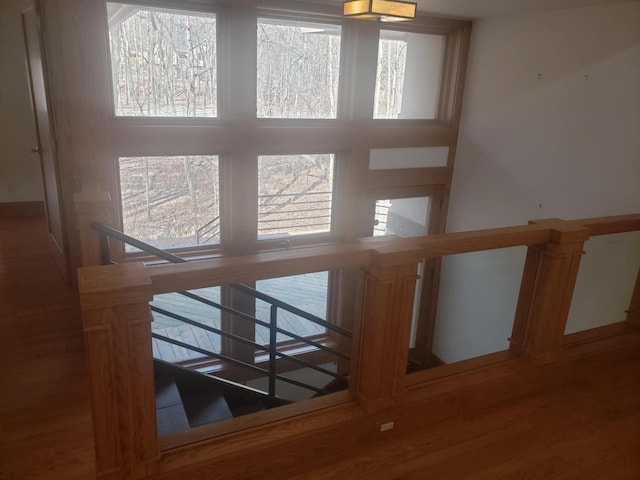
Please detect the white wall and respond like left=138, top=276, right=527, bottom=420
left=434, top=2, right=640, bottom=363
left=0, top=1, right=43, bottom=203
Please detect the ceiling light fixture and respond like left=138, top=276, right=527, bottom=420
left=343, top=0, right=417, bottom=21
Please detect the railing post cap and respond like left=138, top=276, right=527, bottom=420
left=529, top=218, right=591, bottom=244
left=369, top=241, right=424, bottom=268
left=79, top=262, right=153, bottom=309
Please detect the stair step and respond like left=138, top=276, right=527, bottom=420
left=182, top=391, right=233, bottom=428
left=154, top=375, right=182, bottom=409
left=156, top=403, right=190, bottom=436
left=230, top=401, right=266, bottom=417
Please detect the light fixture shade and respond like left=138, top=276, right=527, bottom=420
left=344, top=0, right=417, bottom=20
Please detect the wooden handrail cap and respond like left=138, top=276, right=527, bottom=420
left=548, top=225, right=591, bottom=244
left=79, top=262, right=152, bottom=309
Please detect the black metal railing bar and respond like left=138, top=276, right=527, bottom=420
left=95, top=221, right=348, bottom=338
left=170, top=291, right=349, bottom=360
left=231, top=283, right=352, bottom=339
left=258, top=191, right=332, bottom=199
left=95, top=222, right=349, bottom=399
left=152, top=305, right=342, bottom=379
left=93, top=222, right=187, bottom=263
left=196, top=216, right=220, bottom=244
left=153, top=334, right=326, bottom=395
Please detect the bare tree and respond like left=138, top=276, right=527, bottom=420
left=110, top=8, right=217, bottom=117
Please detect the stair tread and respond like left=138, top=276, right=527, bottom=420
left=156, top=403, right=189, bottom=436
left=155, top=375, right=182, bottom=409
left=182, top=391, right=233, bottom=427
left=230, top=401, right=266, bottom=417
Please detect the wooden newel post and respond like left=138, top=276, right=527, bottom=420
left=516, top=223, right=590, bottom=365
left=78, top=263, right=159, bottom=479
left=357, top=245, right=423, bottom=412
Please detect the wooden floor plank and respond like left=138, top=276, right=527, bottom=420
left=2, top=217, right=640, bottom=480
left=0, top=217, right=95, bottom=480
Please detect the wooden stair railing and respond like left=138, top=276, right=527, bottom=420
left=77, top=213, right=640, bottom=480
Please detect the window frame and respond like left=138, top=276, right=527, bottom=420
left=111, top=152, right=226, bottom=263
left=366, top=184, right=445, bottom=369
left=105, top=0, right=223, bottom=121
left=256, top=150, right=341, bottom=250
left=255, top=14, right=345, bottom=120
left=373, top=27, right=447, bottom=121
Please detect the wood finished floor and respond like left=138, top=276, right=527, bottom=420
left=1, top=217, right=639, bottom=479
left=0, top=217, right=95, bottom=479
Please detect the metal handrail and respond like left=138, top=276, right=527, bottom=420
left=258, top=191, right=332, bottom=199
left=151, top=305, right=343, bottom=379
left=230, top=283, right=352, bottom=338
left=93, top=222, right=187, bottom=263
left=196, top=216, right=220, bottom=244
left=93, top=222, right=349, bottom=337
left=174, top=291, right=350, bottom=359
left=153, top=334, right=326, bottom=395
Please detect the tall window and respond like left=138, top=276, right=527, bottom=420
left=96, top=0, right=469, bottom=392
left=257, top=18, right=342, bottom=118
left=107, top=3, right=218, bottom=117
left=119, top=155, right=220, bottom=249
left=103, top=2, right=465, bottom=255
left=258, top=154, right=335, bottom=239
left=374, top=30, right=445, bottom=119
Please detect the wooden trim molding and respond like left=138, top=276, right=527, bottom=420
left=563, top=321, right=633, bottom=347
left=0, top=201, right=44, bottom=219
left=626, top=267, right=640, bottom=329
left=405, top=350, right=515, bottom=386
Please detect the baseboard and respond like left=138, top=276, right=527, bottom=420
left=563, top=321, right=632, bottom=347
left=0, top=201, right=45, bottom=219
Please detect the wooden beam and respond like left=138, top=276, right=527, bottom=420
left=567, top=213, right=640, bottom=236
left=419, top=223, right=553, bottom=256
left=149, top=244, right=372, bottom=294
left=367, top=167, right=451, bottom=189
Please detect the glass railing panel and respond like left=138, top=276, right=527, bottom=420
left=565, top=231, right=640, bottom=334
left=408, top=246, right=527, bottom=373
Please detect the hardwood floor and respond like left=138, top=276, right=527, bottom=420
left=0, top=217, right=95, bottom=480
left=1, top=217, right=639, bottom=479
left=283, top=344, right=640, bottom=479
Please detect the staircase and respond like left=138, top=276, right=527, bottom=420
left=154, top=359, right=290, bottom=435
left=93, top=223, right=353, bottom=436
